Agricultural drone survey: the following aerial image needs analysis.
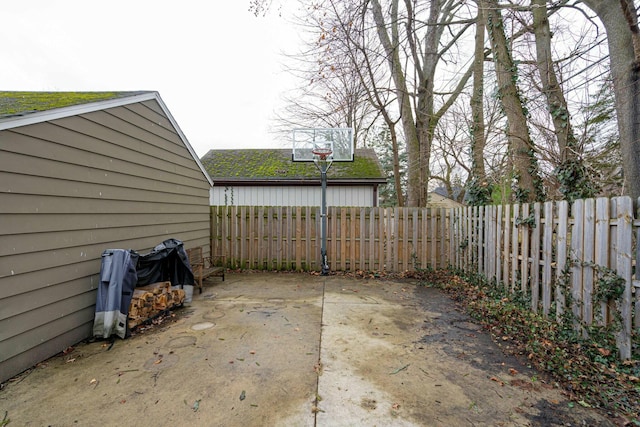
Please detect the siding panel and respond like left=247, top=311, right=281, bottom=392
left=0, top=291, right=96, bottom=342
left=1, top=193, right=208, bottom=214
left=211, top=185, right=376, bottom=207
left=4, top=128, right=203, bottom=183
left=1, top=212, right=207, bottom=234
left=0, top=275, right=98, bottom=321
left=1, top=171, right=206, bottom=205
left=0, top=98, right=211, bottom=383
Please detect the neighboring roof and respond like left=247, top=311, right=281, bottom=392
left=200, top=148, right=387, bottom=184
left=0, top=91, right=150, bottom=119
left=427, top=191, right=465, bottom=208
left=0, top=90, right=213, bottom=186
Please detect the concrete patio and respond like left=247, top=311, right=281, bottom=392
left=0, top=272, right=612, bottom=426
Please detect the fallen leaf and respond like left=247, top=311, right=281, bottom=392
left=389, top=364, right=410, bottom=375
left=89, top=378, right=97, bottom=385
left=153, top=359, right=162, bottom=365
left=490, top=376, right=504, bottom=386
left=578, top=400, right=591, bottom=408
left=508, top=368, right=518, bottom=376
left=392, top=403, right=400, bottom=410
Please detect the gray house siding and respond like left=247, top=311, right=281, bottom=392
left=0, top=95, right=211, bottom=383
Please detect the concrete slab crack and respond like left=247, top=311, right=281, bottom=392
left=313, top=279, right=326, bottom=426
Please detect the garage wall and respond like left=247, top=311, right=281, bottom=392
left=210, top=185, right=377, bottom=207
left=0, top=98, right=211, bottom=383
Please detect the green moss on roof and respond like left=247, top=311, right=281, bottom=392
left=0, top=91, right=149, bottom=117
left=201, top=149, right=386, bottom=181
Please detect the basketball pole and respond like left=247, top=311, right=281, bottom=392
left=320, top=161, right=329, bottom=275
left=313, top=152, right=333, bottom=275
left=293, top=128, right=352, bottom=276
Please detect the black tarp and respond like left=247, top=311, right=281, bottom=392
left=136, top=238, right=195, bottom=287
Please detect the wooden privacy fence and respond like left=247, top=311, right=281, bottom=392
left=211, top=197, right=638, bottom=359
left=450, top=196, right=639, bottom=359
left=210, top=205, right=452, bottom=273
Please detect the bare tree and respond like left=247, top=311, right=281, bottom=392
left=467, top=1, right=491, bottom=205
left=528, top=0, right=595, bottom=202
left=482, top=0, right=544, bottom=203
left=370, top=0, right=475, bottom=206
left=274, top=2, right=377, bottom=138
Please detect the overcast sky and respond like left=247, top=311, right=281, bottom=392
left=0, top=1, right=299, bottom=157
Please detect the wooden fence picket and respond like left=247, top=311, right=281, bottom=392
left=615, top=197, right=633, bottom=359
left=541, top=201, right=553, bottom=317
left=571, top=199, right=585, bottom=326
left=530, top=203, right=541, bottom=312
left=583, top=199, right=596, bottom=326
left=503, top=204, right=511, bottom=290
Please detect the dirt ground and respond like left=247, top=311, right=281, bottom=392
left=0, top=272, right=615, bottom=426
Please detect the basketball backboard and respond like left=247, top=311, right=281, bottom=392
left=292, top=128, right=354, bottom=162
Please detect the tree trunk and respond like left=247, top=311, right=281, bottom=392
left=388, top=122, right=405, bottom=206
left=413, top=0, right=441, bottom=206
left=484, top=0, right=543, bottom=203
left=468, top=1, right=490, bottom=206
left=532, top=0, right=593, bottom=202
left=582, top=0, right=640, bottom=201
left=371, top=0, right=421, bottom=206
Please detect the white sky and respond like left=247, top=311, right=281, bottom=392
left=0, top=1, right=299, bottom=157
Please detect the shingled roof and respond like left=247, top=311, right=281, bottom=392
left=201, top=148, right=387, bottom=184
left=0, top=91, right=151, bottom=119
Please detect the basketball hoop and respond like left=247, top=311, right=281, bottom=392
left=311, top=147, right=333, bottom=161
left=291, top=128, right=354, bottom=276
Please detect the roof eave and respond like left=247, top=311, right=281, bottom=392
left=152, top=94, right=213, bottom=187
left=212, top=178, right=387, bottom=186
left=0, top=91, right=158, bottom=131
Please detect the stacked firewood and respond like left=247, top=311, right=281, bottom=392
left=128, top=281, right=185, bottom=330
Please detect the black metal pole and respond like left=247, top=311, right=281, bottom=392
left=320, top=163, right=329, bottom=275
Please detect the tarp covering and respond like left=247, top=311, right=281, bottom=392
left=136, top=238, right=194, bottom=287
left=93, top=238, right=195, bottom=339
left=93, top=249, right=139, bottom=339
